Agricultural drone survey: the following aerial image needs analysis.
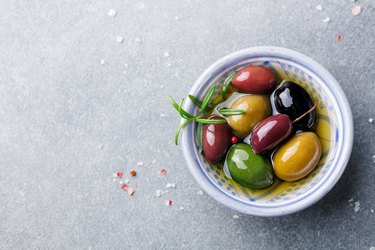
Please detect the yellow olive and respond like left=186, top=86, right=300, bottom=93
left=272, top=132, right=321, bottom=182
left=227, top=95, right=271, bottom=138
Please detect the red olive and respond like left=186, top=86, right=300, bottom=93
left=250, top=114, right=292, bottom=154
left=202, top=116, right=232, bottom=163
left=232, top=66, right=276, bottom=94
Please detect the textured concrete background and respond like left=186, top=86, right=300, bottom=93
left=0, top=0, right=374, bottom=249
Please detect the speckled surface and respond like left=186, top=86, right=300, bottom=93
left=0, top=1, right=374, bottom=249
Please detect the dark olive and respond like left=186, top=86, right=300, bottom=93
left=271, top=81, right=317, bottom=130
left=250, top=114, right=292, bottom=154
left=202, top=116, right=232, bottom=163
left=232, top=66, right=276, bottom=94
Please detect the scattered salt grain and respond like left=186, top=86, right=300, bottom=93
left=323, top=17, right=331, bottom=23
left=161, top=169, right=167, bottom=175
left=197, top=190, right=203, bottom=195
left=128, top=187, right=135, bottom=196
left=352, top=5, right=361, bottom=16
left=100, top=59, right=106, bottom=65
left=166, top=63, right=172, bottom=68
left=137, top=161, right=144, bottom=166
left=372, top=155, right=375, bottom=159
left=175, top=16, right=179, bottom=21
left=354, top=201, right=360, bottom=213
left=179, top=206, right=184, bottom=210
left=165, top=199, right=172, bottom=206
left=370, top=246, right=375, bottom=250
left=368, top=118, right=373, bottom=123
left=124, top=179, right=129, bottom=184
left=134, top=38, right=142, bottom=43
left=348, top=198, right=354, bottom=203
left=152, top=159, right=157, bottom=164
left=160, top=113, right=166, bottom=118
left=108, top=9, right=117, bottom=17
left=316, top=5, right=323, bottom=11
left=160, top=85, right=164, bottom=89
left=99, top=145, right=104, bottom=150
left=155, top=189, right=164, bottom=197
left=121, top=184, right=127, bottom=191
left=163, top=51, right=170, bottom=57
left=371, top=209, right=374, bottom=213
left=233, top=215, right=239, bottom=219
left=112, top=173, right=118, bottom=178
left=166, top=183, right=176, bottom=188
left=116, top=36, right=124, bottom=43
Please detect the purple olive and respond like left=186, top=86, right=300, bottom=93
left=250, top=114, right=292, bottom=154
left=202, top=116, right=232, bottom=163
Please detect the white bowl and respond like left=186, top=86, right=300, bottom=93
left=180, top=46, right=353, bottom=216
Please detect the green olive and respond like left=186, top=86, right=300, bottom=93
left=225, top=143, right=273, bottom=189
left=272, top=132, right=321, bottom=182
left=227, top=95, right=271, bottom=138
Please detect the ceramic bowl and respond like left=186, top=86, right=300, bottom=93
left=180, top=46, right=353, bottom=216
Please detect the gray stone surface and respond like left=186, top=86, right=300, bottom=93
left=0, top=0, right=374, bottom=249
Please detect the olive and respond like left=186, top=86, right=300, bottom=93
left=272, top=81, right=317, bottom=130
left=225, top=143, right=273, bottom=188
left=202, top=116, right=232, bottom=163
left=250, top=114, right=292, bottom=154
left=228, top=95, right=271, bottom=138
left=232, top=66, right=276, bottom=94
left=272, top=132, right=321, bottom=182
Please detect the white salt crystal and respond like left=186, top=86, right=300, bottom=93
left=163, top=51, right=170, bottom=57
left=166, top=183, right=176, bottom=188
left=233, top=215, right=239, bottom=219
left=368, top=118, right=373, bottom=123
left=197, top=190, right=203, bottom=195
left=116, top=36, right=124, bottom=43
left=354, top=201, right=360, bottom=212
left=166, top=63, right=171, bottom=68
left=108, top=9, right=117, bottom=17
left=100, top=59, right=106, bottom=65
left=179, top=206, right=184, bottom=210
left=155, top=189, right=163, bottom=197
left=352, top=5, right=361, bottom=16
left=160, top=113, right=166, bottom=118
left=316, top=5, right=323, bottom=11
left=175, top=16, right=179, bottom=20
left=134, top=38, right=142, bottom=43
left=323, top=17, right=331, bottom=23
left=137, top=161, right=144, bottom=166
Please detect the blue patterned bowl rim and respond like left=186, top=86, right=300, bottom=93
left=180, top=46, right=353, bottom=217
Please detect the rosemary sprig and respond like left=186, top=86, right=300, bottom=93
left=218, top=108, right=245, bottom=116
left=169, top=96, right=195, bottom=119
left=221, top=71, right=238, bottom=97
left=195, top=118, right=227, bottom=124
left=175, top=118, right=194, bottom=145
left=188, top=95, right=202, bottom=108
left=201, top=85, right=216, bottom=114
left=197, top=122, right=203, bottom=153
left=169, top=85, right=230, bottom=145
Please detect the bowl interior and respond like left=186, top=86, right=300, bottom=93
left=185, top=56, right=340, bottom=207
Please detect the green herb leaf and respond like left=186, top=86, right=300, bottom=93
left=201, top=85, right=216, bottom=114
left=218, top=108, right=245, bottom=116
left=169, top=96, right=194, bottom=119
left=188, top=95, right=203, bottom=108
left=196, top=118, right=227, bottom=124
left=175, top=119, right=193, bottom=145
left=197, top=122, right=203, bottom=153
left=221, top=71, right=238, bottom=97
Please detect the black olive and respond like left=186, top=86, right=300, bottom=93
left=271, top=81, right=317, bottom=130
